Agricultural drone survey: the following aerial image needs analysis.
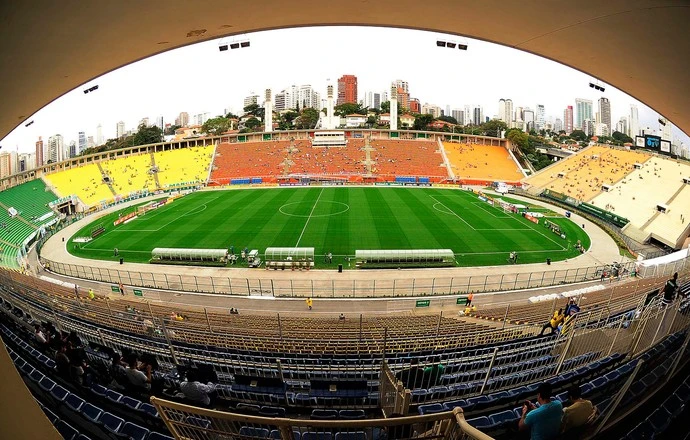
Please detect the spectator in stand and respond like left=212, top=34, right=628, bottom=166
left=67, top=343, right=88, bottom=385
left=540, top=309, right=565, bottom=336
left=519, top=382, right=563, bottom=440
left=180, top=369, right=216, bottom=407
left=34, top=324, right=49, bottom=349
left=561, top=385, right=597, bottom=435
left=109, top=352, right=129, bottom=388
left=662, top=272, right=679, bottom=306
left=54, top=343, right=71, bottom=378
left=125, top=353, right=152, bottom=391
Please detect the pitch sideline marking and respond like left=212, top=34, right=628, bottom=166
left=295, top=188, right=324, bottom=247
left=429, top=195, right=476, bottom=230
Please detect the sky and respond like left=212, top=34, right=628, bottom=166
left=1, top=26, right=687, bottom=154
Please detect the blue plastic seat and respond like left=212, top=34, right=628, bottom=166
left=626, top=421, right=655, bottom=439
left=121, top=422, right=150, bottom=440
left=148, top=433, right=175, bottom=440
left=259, top=406, right=286, bottom=417
left=101, top=412, right=125, bottom=434
left=20, top=362, right=33, bottom=376
left=418, top=403, right=445, bottom=415
left=339, top=409, right=366, bottom=420
left=29, top=368, right=44, bottom=383
left=675, top=384, right=690, bottom=403
left=186, top=416, right=211, bottom=429
left=302, top=433, right=333, bottom=440
left=443, top=399, right=466, bottom=410
left=41, top=405, right=59, bottom=424
left=56, top=420, right=79, bottom=440
left=50, top=385, right=70, bottom=402
left=239, top=427, right=270, bottom=438
left=121, top=396, right=141, bottom=410
left=105, top=389, right=123, bottom=404
left=81, top=403, right=103, bottom=423
left=334, top=432, right=366, bottom=440
left=489, top=409, right=518, bottom=426
left=311, top=409, right=338, bottom=420
left=466, top=416, right=491, bottom=429
left=90, top=383, right=108, bottom=397
left=138, top=402, right=159, bottom=418
left=269, top=429, right=301, bottom=440
left=648, top=407, right=671, bottom=433
left=76, top=435, right=91, bottom=440
left=38, top=376, right=55, bottom=392
left=65, top=394, right=85, bottom=412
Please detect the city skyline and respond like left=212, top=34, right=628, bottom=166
left=1, top=26, right=687, bottom=158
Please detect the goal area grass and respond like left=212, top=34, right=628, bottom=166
left=67, top=187, right=590, bottom=268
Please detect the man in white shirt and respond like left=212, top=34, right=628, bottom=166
left=180, top=369, right=215, bottom=407
left=125, top=354, right=152, bottom=391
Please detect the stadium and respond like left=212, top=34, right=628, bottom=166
left=1, top=4, right=690, bottom=440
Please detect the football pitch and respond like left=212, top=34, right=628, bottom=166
left=68, top=187, right=590, bottom=267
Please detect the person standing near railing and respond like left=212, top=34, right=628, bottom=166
left=662, top=272, right=679, bottom=306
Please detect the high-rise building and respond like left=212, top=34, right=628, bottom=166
left=297, top=85, right=320, bottom=109
left=78, top=131, right=86, bottom=154
left=575, top=99, right=593, bottom=131
left=363, top=91, right=381, bottom=110
left=394, top=80, right=410, bottom=110
left=274, top=91, right=288, bottom=112
left=421, top=103, right=441, bottom=118
left=409, top=98, right=420, bottom=114
left=536, top=104, right=545, bottom=130
left=554, top=118, right=563, bottom=133
left=616, top=117, right=628, bottom=136
left=659, top=118, right=673, bottom=141
left=116, top=121, right=125, bottom=139
left=0, top=152, right=18, bottom=178
left=139, top=117, right=150, bottom=128
left=498, top=99, right=506, bottom=123
left=47, top=134, right=64, bottom=163
left=598, top=97, right=611, bottom=136
left=68, top=140, right=77, bottom=158
left=523, top=108, right=535, bottom=131
left=452, top=109, right=464, bottom=125
left=194, top=113, right=210, bottom=126
left=155, top=116, right=164, bottom=131
left=18, top=153, right=32, bottom=173
left=628, top=105, right=639, bottom=138
left=87, top=136, right=95, bottom=149
left=175, top=112, right=190, bottom=127
left=563, top=106, right=574, bottom=134
left=243, top=94, right=259, bottom=108
left=96, top=124, right=104, bottom=145
left=584, top=119, right=594, bottom=137
left=337, top=75, right=358, bottom=105
left=35, top=137, right=44, bottom=168
left=472, top=106, right=484, bottom=126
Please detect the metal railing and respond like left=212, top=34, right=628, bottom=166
left=149, top=398, right=493, bottom=440
left=41, top=257, right=639, bottom=298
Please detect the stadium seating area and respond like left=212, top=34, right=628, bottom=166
left=210, top=141, right=290, bottom=184
left=369, top=140, right=445, bottom=178
left=590, top=156, right=690, bottom=247
left=153, top=145, right=215, bottom=188
left=524, top=146, right=651, bottom=202
left=290, top=141, right=365, bottom=176
left=45, top=163, right=115, bottom=207
left=443, top=142, right=523, bottom=183
left=101, top=153, right=157, bottom=196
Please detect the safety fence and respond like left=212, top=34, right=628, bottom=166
left=40, top=257, right=639, bottom=298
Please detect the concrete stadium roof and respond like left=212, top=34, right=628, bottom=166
left=0, top=1, right=689, bottom=140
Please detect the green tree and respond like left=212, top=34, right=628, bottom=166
left=437, top=115, right=458, bottom=125
left=506, top=129, right=529, bottom=151
left=480, top=120, right=508, bottom=137
left=243, top=103, right=260, bottom=115
left=366, top=116, right=377, bottom=126
left=335, top=102, right=365, bottom=116
left=612, top=131, right=633, bottom=143
left=164, top=124, right=181, bottom=136
left=296, top=108, right=319, bottom=129
left=244, top=117, right=261, bottom=130
left=201, top=117, right=231, bottom=136
left=569, top=130, right=587, bottom=142
left=132, top=124, right=163, bottom=146
left=413, top=114, right=434, bottom=131
left=225, top=112, right=238, bottom=120
left=380, top=101, right=390, bottom=113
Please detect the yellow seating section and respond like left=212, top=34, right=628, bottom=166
left=102, top=153, right=156, bottom=196
left=524, top=146, right=651, bottom=202
left=154, top=145, right=215, bottom=187
left=443, top=142, right=523, bottom=181
left=45, top=163, right=114, bottom=207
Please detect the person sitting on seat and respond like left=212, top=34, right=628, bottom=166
left=180, top=369, right=216, bottom=407
left=125, top=353, right=152, bottom=391
left=561, top=385, right=597, bottom=436
left=519, top=382, right=563, bottom=440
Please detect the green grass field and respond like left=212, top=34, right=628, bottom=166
left=68, top=187, right=590, bottom=267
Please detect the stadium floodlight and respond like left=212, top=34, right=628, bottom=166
left=658, top=118, right=666, bottom=126
left=436, top=40, right=446, bottom=47
left=218, top=44, right=228, bottom=51
left=457, top=43, right=468, bottom=50
left=589, top=82, right=595, bottom=88
left=598, top=85, right=605, bottom=92
left=230, top=42, right=240, bottom=49
left=24, top=120, right=34, bottom=127
left=446, top=42, right=456, bottom=49
left=240, top=40, right=250, bottom=48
